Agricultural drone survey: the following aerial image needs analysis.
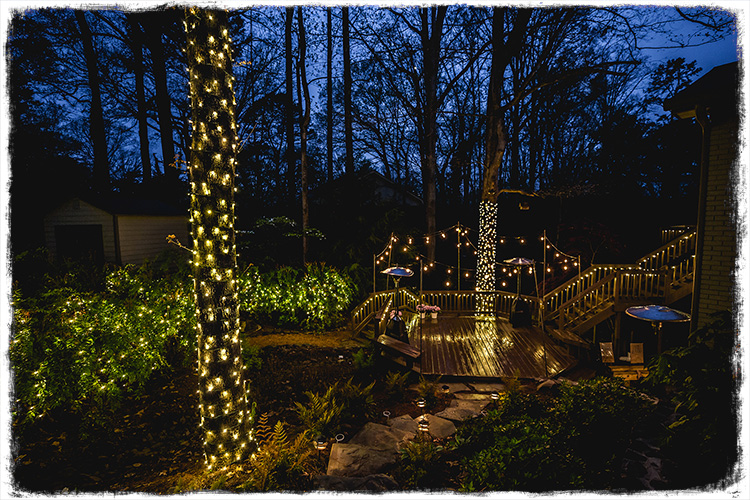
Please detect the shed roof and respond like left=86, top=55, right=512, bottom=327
left=61, top=196, right=186, bottom=217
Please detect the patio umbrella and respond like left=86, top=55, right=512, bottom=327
left=626, top=305, right=690, bottom=353
left=503, top=257, right=535, bottom=298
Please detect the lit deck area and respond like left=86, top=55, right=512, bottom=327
left=406, top=314, right=577, bottom=379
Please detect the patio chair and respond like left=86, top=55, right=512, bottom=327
left=599, top=342, right=615, bottom=364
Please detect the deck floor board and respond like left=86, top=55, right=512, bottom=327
left=409, top=314, right=576, bottom=379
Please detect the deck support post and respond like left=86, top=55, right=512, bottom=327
left=614, top=311, right=622, bottom=358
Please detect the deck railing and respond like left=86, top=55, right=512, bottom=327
left=638, top=230, right=696, bottom=270
left=417, top=290, right=537, bottom=317
left=352, top=229, right=697, bottom=337
left=660, top=225, right=696, bottom=245
left=543, top=264, right=638, bottom=315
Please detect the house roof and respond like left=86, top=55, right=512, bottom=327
left=663, top=61, right=739, bottom=120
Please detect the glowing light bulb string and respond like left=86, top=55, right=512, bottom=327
left=373, top=224, right=583, bottom=295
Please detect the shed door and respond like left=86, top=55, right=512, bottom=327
left=55, top=225, right=104, bottom=264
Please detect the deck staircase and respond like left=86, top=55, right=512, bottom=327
left=543, top=228, right=696, bottom=335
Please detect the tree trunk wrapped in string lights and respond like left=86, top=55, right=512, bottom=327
left=476, top=201, right=498, bottom=314
left=184, top=7, right=254, bottom=470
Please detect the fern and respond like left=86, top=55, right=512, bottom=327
left=256, top=412, right=273, bottom=445
left=384, top=370, right=410, bottom=397
left=242, top=419, right=314, bottom=491
left=294, top=385, right=343, bottom=436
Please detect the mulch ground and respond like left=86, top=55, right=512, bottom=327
left=10, top=326, right=446, bottom=494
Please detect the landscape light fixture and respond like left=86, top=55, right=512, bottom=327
left=416, top=397, right=426, bottom=409
left=491, top=391, right=500, bottom=408
left=418, top=416, right=430, bottom=439
left=314, top=435, right=327, bottom=459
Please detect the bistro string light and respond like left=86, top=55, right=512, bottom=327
left=185, top=7, right=254, bottom=471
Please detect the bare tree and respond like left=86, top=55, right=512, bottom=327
left=74, top=10, right=110, bottom=192
left=298, top=7, right=311, bottom=263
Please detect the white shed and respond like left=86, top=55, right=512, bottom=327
left=43, top=197, right=189, bottom=266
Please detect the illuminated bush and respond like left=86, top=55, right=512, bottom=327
left=10, top=265, right=196, bottom=426
left=10, top=259, right=355, bottom=430
left=237, top=263, right=356, bottom=331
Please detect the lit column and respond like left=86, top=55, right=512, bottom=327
left=185, top=7, right=254, bottom=470
left=476, top=201, right=498, bottom=314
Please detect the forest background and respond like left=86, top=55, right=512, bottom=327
left=1, top=2, right=742, bottom=295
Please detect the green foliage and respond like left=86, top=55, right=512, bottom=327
left=10, top=263, right=196, bottom=427
left=241, top=413, right=313, bottom=491
left=397, top=440, right=444, bottom=489
left=644, top=311, right=738, bottom=486
left=416, top=375, right=441, bottom=407
left=383, top=370, right=410, bottom=398
left=237, top=263, right=356, bottom=332
left=294, top=386, right=344, bottom=437
left=455, top=377, right=654, bottom=491
left=352, top=347, right=376, bottom=371
left=242, top=344, right=263, bottom=371
left=338, top=378, right=376, bottom=422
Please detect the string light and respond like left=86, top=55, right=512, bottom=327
left=186, top=7, right=254, bottom=470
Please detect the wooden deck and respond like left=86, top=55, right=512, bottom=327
left=406, top=314, right=577, bottom=379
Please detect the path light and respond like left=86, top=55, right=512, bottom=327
left=415, top=397, right=426, bottom=409
left=314, top=435, right=327, bottom=460
left=442, top=384, right=450, bottom=394
left=491, top=391, right=500, bottom=409
left=418, top=416, right=430, bottom=440
left=338, top=355, right=344, bottom=363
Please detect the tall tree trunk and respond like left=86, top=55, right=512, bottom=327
left=285, top=8, right=296, bottom=203
left=478, top=8, right=507, bottom=303
left=298, top=7, right=311, bottom=264
left=126, top=14, right=152, bottom=185
left=185, top=7, right=253, bottom=470
left=477, top=8, right=531, bottom=304
left=343, top=6, right=354, bottom=175
left=144, top=14, right=176, bottom=181
left=74, top=10, right=109, bottom=192
left=326, top=8, right=334, bottom=182
left=419, top=6, right=446, bottom=262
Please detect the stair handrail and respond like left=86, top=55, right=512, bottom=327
left=637, top=229, right=697, bottom=270
left=546, top=272, right=618, bottom=321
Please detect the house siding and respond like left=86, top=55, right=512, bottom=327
left=696, top=118, right=739, bottom=328
left=44, top=198, right=116, bottom=262
left=116, top=215, right=189, bottom=265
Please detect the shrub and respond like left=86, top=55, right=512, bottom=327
left=237, top=263, right=356, bottom=331
left=644, top=311, right=738, bottom=486
left=454, top=377, right=654, bottom=491
left=352, top=347, right=376, bottom=371
left=397, top=440, right=444, bottom=489
left=10, top=264, right=196, bottom=427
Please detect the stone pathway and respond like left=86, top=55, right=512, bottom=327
left=322, top=381, right=502, bottom=488
left=315, top=376, right=672, bottom=491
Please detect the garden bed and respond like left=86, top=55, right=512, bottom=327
left=11, top=328, right=447, bottom=494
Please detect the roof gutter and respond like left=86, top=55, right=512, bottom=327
left=690, top=104, right=710, bottom=332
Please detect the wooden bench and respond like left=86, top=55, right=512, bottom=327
left=377, top=334, right=420, bottom=369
